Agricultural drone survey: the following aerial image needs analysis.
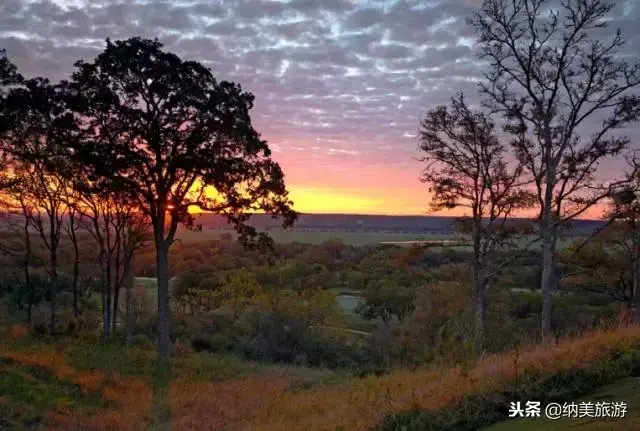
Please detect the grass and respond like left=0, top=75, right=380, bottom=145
left=228, top=326, right=640, bottom=431
left=0, top=327, right=272, bottom=430
left=482, top=377, right=640, bottom=430
left=3, top=324, right=639, bottom=430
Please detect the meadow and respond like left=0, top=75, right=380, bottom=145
left=0, top=225, right=630, bottom=430
left=1, top=322, right=639, bottom=430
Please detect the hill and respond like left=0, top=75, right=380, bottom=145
left=2, top=324, right=639, bottom=430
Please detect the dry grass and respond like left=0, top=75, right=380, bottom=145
left=2, top=325, right=640, bottom=431
left=223, top=326, right=640, bottom=431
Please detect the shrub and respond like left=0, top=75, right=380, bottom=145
left=191, top=333, right=235, bottom=353
left=129, top=334, right=153, bottom=348
left=234, top=312, right=368, bottom=370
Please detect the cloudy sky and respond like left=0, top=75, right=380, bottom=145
left=1, top=0, right=639, bottom=216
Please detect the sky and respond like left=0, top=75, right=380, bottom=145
left=1, top=0, right=639, bottom=217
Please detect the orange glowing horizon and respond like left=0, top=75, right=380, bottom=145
left=189, top=184, right=608, bottom=221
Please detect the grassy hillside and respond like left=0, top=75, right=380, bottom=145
left=2, top=324, right=640, bottom=430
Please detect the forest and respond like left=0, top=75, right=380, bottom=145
left=2, top=0, right=640, bottom=430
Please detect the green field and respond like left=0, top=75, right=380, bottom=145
left=175, top=228, right=586, bottom=251
left=483, top=378, right=640, bottom=430
left=177, top=228, right=464, bottom=246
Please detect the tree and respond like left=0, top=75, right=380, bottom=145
left=356, top=278, right=417, bottom=326
left=62, top=187, right=81, bottom=319
left=219, top=268, right=262, bottom=319
left=0, top=49, right=23, bottom=229
left=71, top=186, right=146, bottom=340
left=120, top=208, right=151, bottom=345
left=600, top=156, right=640, bottom=323
left=418, top=93, right=533, bottom=348
left=0, top=48, right=22, bottom=102
left=0, top=182, right=41, bottom=327
left=1, top=77, right=76, bottom=334
left=65, top=37, right=296, bottom=425
left=470, top=0, right=640, bottom=341
left=561, top=236, right=632, bottom=308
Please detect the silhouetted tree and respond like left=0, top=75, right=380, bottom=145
left=0, top=50, right=22, bottom=189
left=418, top=93, right=534, bottom=348
left=62, top=189, right=81, bottom=319
left=1, top=77, right=76, bottom=334
left=65, top=37, right=296, bottom=426
left=470, top=0, right=640, bottom=341
left=0, top=181, right=40, bottom=327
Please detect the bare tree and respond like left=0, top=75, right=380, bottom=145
left=62, top=188, right=82, bottom=320
left=120, top=209, right=152, bottom=345
left=601, top=154, right=640, bottom=323
left=109, top=195, right=151, bottom=338
left=68, top=178, right=151, bottom=341
left=72, top=188, right=117, bottom=339
left=22, top=169, right=66, bottom=333
left=469, top=0, right=640, bottom=341
left=418, top=93, right=534, bottom=349
left=0, top=181, right=42, bottom=327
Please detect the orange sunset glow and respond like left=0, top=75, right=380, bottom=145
left=3, top=0, right=638, bottom=220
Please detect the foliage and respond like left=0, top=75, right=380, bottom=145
left=406, top=280, right=474, bottom=362
left=356, top=279, right=417, bottom=325
left=64, top=35, right=298, bottom=263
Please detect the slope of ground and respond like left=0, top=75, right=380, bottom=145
left=2, top=324, right=640, bottom=430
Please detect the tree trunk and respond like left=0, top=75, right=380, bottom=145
left=100, top=251, right=110, bottom=340
left=112, top=282, right=119, bottom=336
left=471, top=214, right=485, bottom=353
left=49, top=255, right=58, bottom=335
left=156, top=241, right=172, bottom=358
left=70, top=226, right=80, bottom=319
left=632, top=235, right=640, bottom=324
left=540, top=227, right=557, bottom=343
left=152, top=239, right=172, bottom=430
left=22, top=211, right=32, bottom=328
left=473, top=264, right=485, bottom=353
left=106, top=283, right=112, bottom=339
left=112, top=237, right=122, bottom=336
left=125, top=251, right=134, bottom=346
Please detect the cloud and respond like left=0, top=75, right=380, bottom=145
left=1, top=0, right=638, bottom=201
left=343, top=8, right=384, bottom=30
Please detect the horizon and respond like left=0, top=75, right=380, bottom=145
left=193, top=211, right=605, bottom=222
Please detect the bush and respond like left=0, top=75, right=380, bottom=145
left=191, top=333, right=235, bottom=353
left=234, top=312, right=368, bottom=370
left=129, top=333, right=154, bottom=348
left=67, top=342, right=154, bottom=376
